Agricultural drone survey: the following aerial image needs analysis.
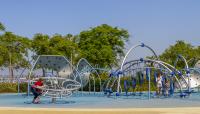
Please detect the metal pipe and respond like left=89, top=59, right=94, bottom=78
left=118, top=43, right=158, bottom=94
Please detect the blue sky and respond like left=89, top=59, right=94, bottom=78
left=0, top=0, right=200, bottom=58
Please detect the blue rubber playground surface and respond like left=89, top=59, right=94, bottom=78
left=1, top=92, right=200, bottom=108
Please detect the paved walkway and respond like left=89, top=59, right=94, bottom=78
left=1, top=93, right=200, bottom=108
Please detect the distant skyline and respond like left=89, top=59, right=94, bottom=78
left=0, top=0, right=200, bottom=58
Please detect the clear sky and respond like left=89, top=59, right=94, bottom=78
left=0, top=0, right=200, bottom=58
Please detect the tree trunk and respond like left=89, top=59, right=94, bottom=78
left=11, top=67, right=14, bottom=82
left=42, top=68, right=45, bottom=77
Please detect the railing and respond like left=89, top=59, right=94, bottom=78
left=0, top=75, right=28, bottom=83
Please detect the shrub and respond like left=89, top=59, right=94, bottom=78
left=0, top=82, right=28, bottom=93
left=0, top=83, right=17, bottom=93
left=18, top=82, right=28, bottom=92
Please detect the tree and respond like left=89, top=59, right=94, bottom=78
left=0, top=22, right=5, bottom=31
left=0, top=45, right=8, bottom=66
left=189, top=46, right=200, bottom=66
left=159, top=40, right=197, bottom=68
left=32, top=33, right=80, bottom=64
left=78, top=24, right=129, bottom=68
left=50, top=34, right=80, bottom=64
left=196, top=46, right=200, bottom=58
left=0, top=22, right=6, bottom=65
left=32, top=33, right=52, bottom=55
left=31, top=33, right=80, bottom=77
left=0, top=32, right=31, bottom=79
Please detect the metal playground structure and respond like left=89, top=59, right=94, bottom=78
left=18, top=43, right=200, bottom=103
left=27, top=55, right=102, bottom=102
left=103, top=43, right=200, bottom=99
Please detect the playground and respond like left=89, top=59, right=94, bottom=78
left=0, top=43, right=200, bottom=114
left=1, top=0, right=200, bottom=113
left=1, top=43, right=200, bottom=100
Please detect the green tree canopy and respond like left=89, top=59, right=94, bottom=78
left=0, top=32, right=31, bottom=78
left=0, top=32, right=31, bottom=66
left=0, top=45, right=8, bottom=66
left=32, top=33, right=80, bottom=64
left=78, top=24, right=129, bottom=68
left=159, top=40, right=197, bottom=68
left=0, top=22, right=5, bottom=31
left=32, top=33, right=51, bottom=55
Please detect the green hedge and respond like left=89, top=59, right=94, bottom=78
left=0, top=82, right=27, bottom=93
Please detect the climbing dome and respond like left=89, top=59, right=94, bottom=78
left=103, top=43, right=191, bottom=98
left=27, top=55, right=81, bottom=100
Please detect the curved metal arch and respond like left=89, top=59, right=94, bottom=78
left=187, top=57, right=200, bottom=67
left=174, top=55, right=192, bottom=91
left=156, top=60, right=189, bottom=90
left=195, top=60, right=200, bottom=68
left=103, top=76, right=117, bottom=91
left=120, top=43, right=158, bottom=71
left=117, top=43, right=158, bottom=93
left=158, top=60, right=183, bottom=74
left=118, top=58, right=188, bottom=93
left=122, top=59, right=160, bottom=73
left=76, top=58, right=102, bottom=92
left=124, top=67, right=170, bottom=75
left=101, top=76, right=112, bottom=91
left=117, top=58, right=184, bottom=93
left=174, top=55, right=189, bottom=70
left=122, top=60, right=170, bottom=74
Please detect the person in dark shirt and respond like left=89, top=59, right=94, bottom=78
left=165, top=80, right=170, bottom=96
left=31, top=78, right=44, bottom=104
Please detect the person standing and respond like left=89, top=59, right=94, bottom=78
left=156, top=73, right=162, bottom=96
left=165, top=80, right=170, bottom=97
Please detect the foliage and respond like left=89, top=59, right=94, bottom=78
left=32, top=33, right=80, bottom=64
left=0, top=82, right=27, bottom=93
left=0, top=32, right=31, bottom=78
left=0, top=24, right=129, bottom=69
left=0, top=45, right=8, bottom=66
left=18, top=82, right=28, bottom=92
left=159, top=40, right=198, bottom=68
left=1, top=22, right=200, bottom=93
left=50, top=34, right=80, bottom=64
left=78, top=24, right=129, bottom=68
left=0, top=22, right=5, bottom=31
left=0, top=32, right=31, bottom=66
left=0, top=83, right=17, bottom=93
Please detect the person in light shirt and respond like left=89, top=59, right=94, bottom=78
left=156, top=73, right=162, bottom=96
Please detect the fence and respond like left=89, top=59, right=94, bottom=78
left=0, top=75, right=28, bottom=83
